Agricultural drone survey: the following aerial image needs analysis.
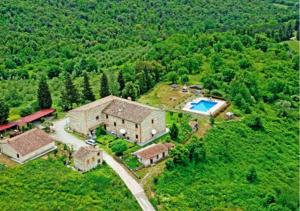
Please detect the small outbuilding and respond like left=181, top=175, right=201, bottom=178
left=182, top=85, right=188, bottom=93
left=134, top=143, right=175, bottom=167
left=0, top=128, right=56, bottom=163
left=225, top=112, right=234, bottom=120
left=74, top=146, right=103, bottom=172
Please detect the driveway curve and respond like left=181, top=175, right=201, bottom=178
left=51, top=118, right=155, bottom=211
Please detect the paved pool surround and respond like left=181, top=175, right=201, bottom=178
left=182, top=97, right=227, bottom=116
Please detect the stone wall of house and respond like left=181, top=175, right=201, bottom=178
left=74, top=150, right=103, bottom=172
left=102, top=114, right=141, bottom=142
left=85, top=101, right=112, bottom=133
left=140, top=110, right=166, bottom=143
left=69, top=111, right=87, bottom=134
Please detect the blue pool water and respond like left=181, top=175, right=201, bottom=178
left=191, top=100, right=217, bottom=112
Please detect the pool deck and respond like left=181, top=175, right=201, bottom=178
left=182, top=97, right=227, bottom=116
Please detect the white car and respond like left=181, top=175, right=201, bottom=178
left=85, top=139, right=96, bottom=146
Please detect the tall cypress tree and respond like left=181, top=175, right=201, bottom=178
left=82, top=72, right=95, bottom=102
left=117, top=71, right=125, bottom=91
left=37, top=76, right=52, bottom=109
left=60, top=73, right=79, bottom=110
left=100, top=73, right=110, bottom=98
left=0, top=99, right=9, bottom=124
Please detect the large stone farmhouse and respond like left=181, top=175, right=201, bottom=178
left=0, top=128, right=56, bottom=163
left=68, top=96, right=166, bottom=145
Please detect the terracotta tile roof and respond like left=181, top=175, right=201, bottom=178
left=103, top=99, right=153, bottom=123
left=70, top=95, right=115, bottom=112
left=7, top=128, right=54, bottom=156
left=136, top=143, right=175, bottom=159
left=74, top=146, right=101, bottom=161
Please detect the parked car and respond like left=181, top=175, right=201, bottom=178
left=85, top=139, right=96, bottom=146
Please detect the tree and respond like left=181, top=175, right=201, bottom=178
left=118, top=71, right=125, bottom=91
left=82, top=72, right=95, bottom=102
left=246, top=166, right=258, bottom=183
left=170, top=123, right=179, bottom=140
left=187, top=137, right=206, bottom=163
left=170, top=145, right=189, bottom=166
left=110, top=140, right=128, bottom=156
left=0, top=100, right=9, bottom=124
left=37, top=76, right=52, bottom=109
left=122, top=82, right=139, bottom=100
left=100, top=73, right=110, bottom=98
left=167, top=71, right=178, bottom=84
left=180, top=74, right=189, bottom=84
left=246, top=114, right=264, bottom=130
left=60, top=73, right=79, bottom=111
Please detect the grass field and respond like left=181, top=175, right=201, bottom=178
left=0, top=159, right=140, bottom=211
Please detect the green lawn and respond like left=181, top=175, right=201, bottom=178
left=0, top=159, right=140, bottom=211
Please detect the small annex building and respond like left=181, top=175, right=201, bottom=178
left=68, top=96, right=166, bottom=145
left=133, top=143, right=175, bottom=166
left=0, top=128, right=56, bottom=163
left=74, top=146, right=103, bottom=172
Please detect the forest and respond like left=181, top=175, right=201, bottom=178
left=0, top=0, right=299, bottom=210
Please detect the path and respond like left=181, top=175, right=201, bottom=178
left=51, top=118, right=155, bottom=211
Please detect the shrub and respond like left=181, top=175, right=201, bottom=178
left=169, top=123, right=179, bottom=140
left=110, top=140, right=128, bottom=156
left=96, top=126, right=107, bottom=136
left=246, top=166, right=258, bottom=183
left=246, top=115, right=264, bottom=130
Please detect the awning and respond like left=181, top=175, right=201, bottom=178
left=151, top=129, right=157, bottom=135
left=120, top=128, right=127, bottom=134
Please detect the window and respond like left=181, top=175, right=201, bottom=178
left=157, top=155, right=159, bottom=159
left=92, top=157, right=95, bottom=162
left=106, top=114, right=108, bottom=119
left=98, top=159, right=101, bottom=163
left=136, top=134, right=138, bottom=139
left=114, top=122, right=116, bottom=127
left=96, top=116, right=99, bottom=120
left=135, top=124, right=138, bottom=128
left=86, top=159, right=90, bottom=165
left=151, top=119, right=154, bottom=124
left=17, top=153, right=19, bottom=158
left=97, top=152, right=100, bottom=156
left=122, top=119, right=125, bottom=124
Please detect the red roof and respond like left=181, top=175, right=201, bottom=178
left=16, top=108, right=55, bottom=126
left=0, top=122, right=18, bottom=132
left=0, top=108, right=55, bottom=132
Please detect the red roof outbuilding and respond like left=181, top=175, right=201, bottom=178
left=0, top=122, right=18, bottom=132
left=0, top=108, right=55, bottom=132
left=16, top=108, right=55, bottom=126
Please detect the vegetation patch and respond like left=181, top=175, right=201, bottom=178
left=0, top=159, right=140, bottom=210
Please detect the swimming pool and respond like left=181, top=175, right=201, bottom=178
left=182, top=97, right=227, bottom=116
left=190, top=100, right=217, bottom=112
